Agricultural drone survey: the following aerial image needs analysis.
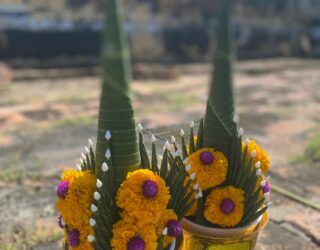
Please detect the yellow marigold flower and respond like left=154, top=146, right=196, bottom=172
left=204, top=186, right=245, bottom=227
left=111, top=219, right=157, bottom=250
left=65, top=224, right=94, bottom=250
left=156, top=209, right=178, bottom=247
left=116, top=169, right=170, bottom=225
left=242, top=140, right=270, bottom=173
left=187, top=148, right=228, bottom=190
left=56, top=170, right=96, bottom=230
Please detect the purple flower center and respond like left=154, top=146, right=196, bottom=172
left=58, top=214, right=65, bottom=229
left=220, top=199, right=235, bottom=214
left=263, top=182, right=271, bottom=193
left=142, top=180, right=158, bottom=199
left=57, top=180, right=69, bottom=199
left=199, top=151, right=214, bottom=165
left=166, top=220, right=183, bottom=237
left=127, top=236, right=145, bottom=250
left=68, top=228, right=80, bottom=247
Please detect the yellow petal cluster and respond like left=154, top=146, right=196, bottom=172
left=56, top=169, right=96, bottom=250
left=116, top=169, right=170, bottom=225
left=242, top=140, right=270, bottom=173
left=204, top=186, right=245, bottom=227
left=156, top=209, right=178, bottom=247
left=188, top=148, right=228, bottom=190
left=111, top=219, right=157, bottom=250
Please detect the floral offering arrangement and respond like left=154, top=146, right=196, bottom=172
left=55, top=0, right=270, bottom=249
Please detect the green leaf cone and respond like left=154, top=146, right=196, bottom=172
left=96, top=0, right=140, bottom=188
left=203, top=0, right=235, bottom=158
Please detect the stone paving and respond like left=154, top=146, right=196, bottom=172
left=0, top=59, right=319, bottom=249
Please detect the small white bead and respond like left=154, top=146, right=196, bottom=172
left=88, top=138, right=94, bottom=146
left=89, top=218, right=96, bottom=227
left=96, top=179, right=103, bottom=188
left=94, top=192, right=101, bottom=200
left=137, top=123, right=143, bottom=132
left=183, top=157, right=188, bottom=164
left=190, top=172, right=196, bottom=180
left=151, top=134, right=157, bottom=143
left=238, top=127, right=244, bottom=136
left=85, top=146, right=90, bottom=154
left=256, top=169, right=262, bottom=176
left=185, top=164, right=191, bottom=172
left=81, top=153, right=86, bottom=160
left=245, top=138, right=250, bottom=145
left=164, top=140, right=170, bottom=149
left=180, top=129, right=185, bottom=137
left=195, top=193, right=199, bottom=199
left=87, top=235, right=94, bottom=242
left=91, top=204, right=98, bottom=212
left=105, top=149, right=111, bottom=159
left=171, top=135, right=176, bottom=143
left=260, top=180, right=267, bottom=187
left=190, top=121, right=195, bottom=128
left=193, top=183, right=199, bottom=190
left=76, top=164, right=82, bottom=171
left=102, top=162, right=109, bottom=172
left=105, top=130, right=112, bottom=140
left=198, top=189, right=203, bottom=198
left=251, top=150, right=257, bottom=158
left=162, top=227, right=168, bottom=235
left=255, top=161, right=261, bottom=168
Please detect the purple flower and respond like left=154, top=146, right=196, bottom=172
left=199, top=151, right=215, bottom=165
left=68, top=228, right=80, bottom=247
left=57, top=180, right=69, bottom=199
left=58, top=214, right=65, bottom=229
left=127, top=236, right=145, bottom=250
left=142, top=180, right=158, bottom=199
left=263, top=182, right=271, bottom=193
left=220, top=199, right=235, bottom=214
left=166, top=220, right=183, bottom=237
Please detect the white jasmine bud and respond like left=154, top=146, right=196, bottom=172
left=266, top=201, right=272, bottom=207
left=198, top=189, right=203, bottom=198
left=76, top=164, right=82, bottom=171
left=185, top=164, right=191, bottom=172
left=88, top=138, right=94, bottom=146
left=233, top=114, right=239, bottom=123
left=102, top=162, right=108, bottom=172
left=84, top=146, right=90, bottom=154
left=151, top=134, right=157, bottom=143
left=190, top=172, right=196, bottom=180
left=193, top=183, right=199, bottom=190
left=174, top=150, right=180, bottom=157
left=256, top=169, right=262, bottom=176
left=190, top=121, right=195, bottom=128
left=260, top=180, right=267, bottom=187
left=255, top=161, right=261, bottom=168
left=91, top=204, right=97, bottom=212
left=180, top=129, right=185, bottom=137
left=87, top=235, right=94, bottom=242
left=238, top=127, right=244, bottom=136
left=183, top=157, right=188, bottom=164
left=164, top=140, right=170, bottom=150
left=94, top=192, right=101, bottom=201
left=89, top=218, right=96, bottom=227
left=171, top=135, right=176, bottom=143
left=162, top=227, right=168, bottom=235
left=245, top=138, right=250, bottom=145
left=105, top=149, right=111, bottom=159
left=137, top=123, right=143, bottom=132
left=251, top=150, right=257, bottom=158
left=105, top=130, right=112, bottom=140
left=61, top=218, right=65, bottom=226
left=80, top=158, right=84, bottom=165
left=96, top=179, right=103, bottom=188
left=81, top=153, right=86, bottom=160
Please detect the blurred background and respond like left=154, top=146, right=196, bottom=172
left=0, top=0, right=319, bottom=249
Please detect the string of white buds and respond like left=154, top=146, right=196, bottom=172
left=185, top=164, right=191, bottom=172
left=238, top=127, right=244, bottom=136
left=91, top=204, right=98, bottom=212
left=105, top=149, right=111, bottom=159
left=193, top=183, right=199, bottom=190
left=162, top=227, right=168, bottom=235
left=94, top=192, right=101, bottom=201
left=251, top=150, right=257, bottom=158
left=190, top=121, right=195, bottom=128
left=151, top=134, right=157, bottom=143
left=88, top=138, right=94, bottom=147
left=87, top=235, right=95, bottom=243
left=137, top=123, right=143, bottom=132
left=180, top=129, right=185, bottom=137
left=96, top=179, right=103, bottom=188
left=105, top=130, right=112, bottom=140
left=190, top=172, right=196, bottom=180
left=102, top=162, right=109, bottom=172
left=255, top=161, right=261, bottom=169
left=89, top=218, right=96, bottom=227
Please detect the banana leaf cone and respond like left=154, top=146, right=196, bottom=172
left=96, top=0, right=140, bottom=189
left=203, top=0, right=235, bottom=159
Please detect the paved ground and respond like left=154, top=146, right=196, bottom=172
left=0, top=59, right=319, bottom=249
